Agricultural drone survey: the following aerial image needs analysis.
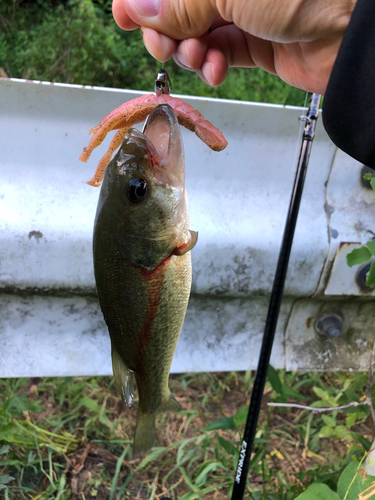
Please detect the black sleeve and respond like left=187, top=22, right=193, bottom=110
left=322, top=0, right=375, bottom=168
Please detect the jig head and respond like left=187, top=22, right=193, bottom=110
left=155, top=69, right=172, bottom=96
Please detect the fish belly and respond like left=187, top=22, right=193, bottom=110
left=94, top=230, right=192, bottom=413
left=135, top=252, right=192, bottom=413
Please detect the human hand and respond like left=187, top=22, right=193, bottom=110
left=112, top=0, right=356, bottom=94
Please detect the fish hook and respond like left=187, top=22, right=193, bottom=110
left=155, top=68, right=172, bottom=96
left=142, top=68, right=173, bottom=133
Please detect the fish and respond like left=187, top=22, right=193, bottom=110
left=93, top=103, right=197, bottom=454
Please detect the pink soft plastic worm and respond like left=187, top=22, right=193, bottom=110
left=79, top=93, right=228, bottom=187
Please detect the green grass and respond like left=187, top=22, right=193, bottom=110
left=0, top=371, right=374, bottom=499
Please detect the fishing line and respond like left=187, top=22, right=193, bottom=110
left=290, top=91, right=310, bottom=178
left=230, top=93, right=322, bottom=500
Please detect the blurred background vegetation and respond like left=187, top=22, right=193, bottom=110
left=0, top=0, right=306, bottom=104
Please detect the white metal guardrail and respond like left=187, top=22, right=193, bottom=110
left=0, top=79, right=374, bottom=377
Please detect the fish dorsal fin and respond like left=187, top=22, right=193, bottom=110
left=111, top=346, right=136, bottom=407
left=173, top=230, right=198, bottom=256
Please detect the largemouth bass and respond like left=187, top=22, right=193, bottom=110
left=93, top=104, right=197, bottom=454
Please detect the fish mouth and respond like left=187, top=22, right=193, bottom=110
left=142, top=104, right=185, bottom=187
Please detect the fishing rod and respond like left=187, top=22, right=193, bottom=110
left=231, top=93, right=322, bottom=500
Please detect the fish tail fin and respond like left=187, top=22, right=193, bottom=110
left=111, top=345, right=136, bottom=407
left=133, top=394, right=181, bottom=456
left=133, top=411, right=156, bottom=456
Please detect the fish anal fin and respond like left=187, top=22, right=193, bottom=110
left=111, top=345, right=136, bottom=407
left=158, top=393, right=182, bottom=413
left=173, top=230, right=198, bottom=256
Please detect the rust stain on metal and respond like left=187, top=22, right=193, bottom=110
left=338, top=241, right=360, bottom=250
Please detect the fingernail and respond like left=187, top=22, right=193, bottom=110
left=142, top=30, right=172, bottom=62
left=142, top=31, right=160, bottom=59
left=174, top=53, right=192, bottom=70
left=175, top=41, right=192, bottom=70
left=128, top=0, right=160, bottom=17
left=201, top=61, right=215, bottom=86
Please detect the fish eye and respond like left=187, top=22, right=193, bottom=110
left=128, top=178, right=149, bottom=204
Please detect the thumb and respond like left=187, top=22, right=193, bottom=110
left=113, top=0, right=220, bottom=39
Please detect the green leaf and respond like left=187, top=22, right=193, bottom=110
left=203, top=417, right=235, bottom=432
left=371, top=177, right=375, bottom=191
left=356, top=410, right=370, bottom=421
left=321, top=415, right=336, bottom=427
left=80, top=396, right=112, bottom=427
left=109, top=447, right=128, bottom=500
left=254, top=438, right=271, bottom=444
left=346, top=414, right=357, bottom=428
left=366, top=240, right=375, bottom=256
left=334, top=425, right=352, bottom=441
left=0, top=423, right=22, bottom=442
left=319, top=425, right=334, bottom=438
left=0, top=446, right=10, bottom=456
left=363, top=173, right=372, bottom=180
left=366, top=261, right=375, bottom=286
left=313, top=387, right=331, bottom=401
left=352, top=433, right=372, bottom=451
left=294, top=483, right=341, bottom=500
left=347, top=246, right=372, bottom=267
left=281, top=385, right=305, bottom=400
left=194, top=461, right=224, bottom=487
left=135, top=447, right=167, bottom=470
left=249, top=447, right=267, bottom=469
left=80, top=396, right=101, bottom=413
left=336, top=460, right=375, bottom=500
left=176, top=439, right=190, bottom=464
left=67, top=383, right=87, bottom=393
left=0, top=474, right=15, bottom=485
left=309, top=433, right=320, bottom=453
left=268, top=365, right=283, bottom=395
left=178, top=493, right=196, bottom=500
left=234, top=406, right=248, bottom=427
left=215, top=434, right=238, bottom=456
left=179, top=466, right=200, bottom=494
left=337, top=461, right=362, bottom=499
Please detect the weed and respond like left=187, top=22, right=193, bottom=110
left=346, top=173, right=375, bottom=286
left=0, top=371, right=374, bottom=498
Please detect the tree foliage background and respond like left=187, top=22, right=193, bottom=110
left=0, top=0, right=306, bottom=104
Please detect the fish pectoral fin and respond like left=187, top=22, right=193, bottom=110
left=111, top=345, right=136, bottom=407
left=173, top=230, right=198, bottom=256
left=158, top=393, right=182, bottom=413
